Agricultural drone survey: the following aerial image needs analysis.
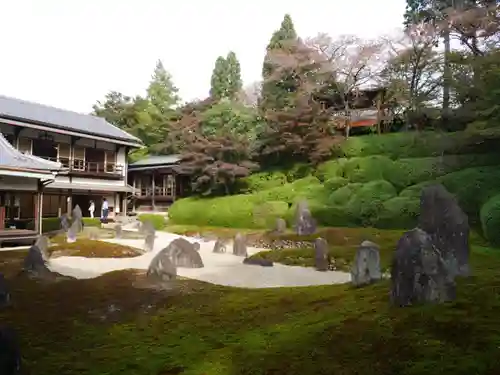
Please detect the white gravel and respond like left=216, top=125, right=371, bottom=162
left=47, top=231, right=351, bottom=288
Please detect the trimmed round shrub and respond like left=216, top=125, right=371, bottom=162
left=345, top=180, right=398, bottom=226
left=240, top=171, right=287, bottom=193
left=324, top=177, right=349, bottom=191
left=252, top=201, right=290, bottom=228
left=315, top=158, right=348, bottom=182
left=137, top=214, right=167, bottom=230
left=328, top=183, right=363, bottom=206
left=341, top=156, right=392, bottom=183
left=374, top=197, right=420, bottom=229
left=438, top=166, right=500, bottom=224
left=480, top=194, right=500, bottom=246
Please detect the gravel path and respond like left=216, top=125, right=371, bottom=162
left=47, top=231, right=351, bottom=288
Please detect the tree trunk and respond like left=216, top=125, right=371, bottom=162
left=442, top=28, right=451, bottom=127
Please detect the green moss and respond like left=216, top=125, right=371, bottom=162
left=323, top=176, right=349, bottom=191
left=1, top=227, right=500, bottom=374
left=374, top=197, right=420, bottom=229
left=49, top=237, right=142, bottom=258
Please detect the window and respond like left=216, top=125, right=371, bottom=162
left=105, top=151, right=116, bottom=173
left=72, top=146, right=85, bottom=170
left=58, top=143, right=71, bottom=167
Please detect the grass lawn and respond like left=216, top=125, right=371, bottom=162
left=1, top=227, right=500, bottom=374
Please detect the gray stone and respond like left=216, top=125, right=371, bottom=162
left=212, top=239, right=227, bottom=254
left=72, top=204, right=83, bottom=220
left=34, top=235, right=50, bottom=261
left=0, top=327, right=21, bottom=375
left=419, top=184, right=470, bottom=276
left=146, top=250, right=177, bottom=283
left=114, top=224, right=123, bottom=239
left=391, top=228, right=457, bottom=307
left=144, top=233, right=155, bottom=252
left=0, top=274, right=10, bottom=308
left=314, top=237, right=330, bottom=271
left=66, top=221, right=78, bottom=243
left=23, top=245, right=51, bottom=277
left=243, top=257, right=274, bottom=267
left=351, top=240, right=381, bottom=287
left=275, top=218, right=286, bottom=234
left=59, top=214, right=70, bottom=231
left=295, top=200, right=316, bottom=236
left=141, top=220, right=155, bottom=235
left=233, top=233, right=248, bottom=257
left=159, top=238, right=204, bottom=268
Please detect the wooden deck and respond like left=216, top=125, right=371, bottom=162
left=0, top=229, right=38, bottom=246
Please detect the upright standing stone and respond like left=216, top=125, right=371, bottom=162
left=34, top=235, right=50, bottom=261
left=213, top=239, right=227, bottom=253
left=144, top=233, right=155, bottom=252
left=418, top=184, right=470, bottom=276
left=59, top=214, right=70, bottom=232
left=72, top=205, right=83, bottom=232
left=233, top=233, right=248, bottom=257
left=0, top=327, right=21, bottom=375
left=274, top=218, right=287, bottom=234
left=88, top=227, right=99, bottom=240
left=0, top=273, right=10, bottom=308
left=351, top=240, right=381, bottom=287
left=23, top=245, right=51, bottom=278
left=114, top=224, right=123, bottom=239
left=295, top=200, right=316, bottom=236
left=391, top=228, right=457, bottom=307
left=314, top=237, right=330, bottom=271
left=141, top=220, right=155, bottom=235
left=66, top=221, right=78, bottom=243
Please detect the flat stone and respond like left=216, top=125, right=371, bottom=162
left=243, top=257, right=274, bottom=267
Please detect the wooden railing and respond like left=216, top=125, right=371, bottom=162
left=42, top=157, right=124, bottom=176
left=135, top=187, right=174, bottom=197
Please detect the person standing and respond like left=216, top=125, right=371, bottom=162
left=101, top=198, right=109, bottom=223
left=88, top=200, right=95, bottom=218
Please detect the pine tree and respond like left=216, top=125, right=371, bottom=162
left=210, top=56, right=230, bottom=100
left=226, top=51, right=242, bottom=100
left=260, top=14, right=298, bottom=112
left=146, top=60, right=180, bottom=114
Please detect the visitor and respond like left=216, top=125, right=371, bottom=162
left=88, top=200, right=95, bottom=218
left=101, top=198, right=109, bottom=223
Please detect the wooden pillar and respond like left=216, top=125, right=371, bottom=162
left=34, top=181, right=43, bottom=234
left=151, top=172, right=156, bottom=211
left=67, top=190, right=72, bottom=216
left=121, top=192, right=127, bottom=215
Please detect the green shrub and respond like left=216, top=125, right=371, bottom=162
left=240, top=171, right=288, bottom=193
left=345, top=180, right=397, bottom=226
left=327, top=183, right=363, bottom=206
left=137, top=214, right=167, bottom=230
left=340, top=156, right=392, bottom=183
left=255, top=177, right=326, bottom=204
left=385, top=154, right=500, bottom=191
left=339, top=130, right=500, bottom=159
left=315, top=158, right=348, bottom=182
left=438, top=166, right=500, bottom=224
left=324, top=177, right=349, bottom=191
left=480, top=194, right=500, bottom=246
left=374, top=197, right=420, bottom=229
left=398, top=181, right=437, bottom=199
left=28, top=217, right=101, bottom=233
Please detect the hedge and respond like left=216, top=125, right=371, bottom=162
left=137, top=214, right=168, bottom=230
left=373, top=197, right=420, bottom=229
left=26, top=217, right=102, bottom=233
left=480, top=194, right=500, bottom=246
left=316, top=153, right=500, bottom=191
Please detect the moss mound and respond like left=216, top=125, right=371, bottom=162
left=49, top=238, right=142, bottom=258
left=480, top=194, right=500, bottom=247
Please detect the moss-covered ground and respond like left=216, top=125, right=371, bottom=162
left=1, top=227, right=500, bottom=374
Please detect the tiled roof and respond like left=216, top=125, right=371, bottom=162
left=0, top=133, right=62, bottom=172
left=0, top=94, right=142, bottom=145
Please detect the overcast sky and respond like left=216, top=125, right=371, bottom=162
left=0, top=0, right=406, bottom=113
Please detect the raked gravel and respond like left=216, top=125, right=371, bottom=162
left=47, top=231, right=351, bottom=288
